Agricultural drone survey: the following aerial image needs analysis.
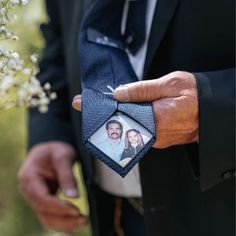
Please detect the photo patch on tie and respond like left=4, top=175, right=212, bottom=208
left=88, top=112, right=153, bottom=169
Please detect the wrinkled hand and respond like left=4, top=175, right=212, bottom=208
left=18, top=141, right=88, bottom=231
left=72, top=71, right=199, bottom=149
left=114, top=71, right=199, bottom=148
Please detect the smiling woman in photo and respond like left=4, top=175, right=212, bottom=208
left=120, top=129, right=144, bottom=163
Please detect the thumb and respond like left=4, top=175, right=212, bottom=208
left=54, top=155, right=79, bottom=198
left=72, top=94, right=82, bottom=111
left=113, top=79, right=164, bottom=103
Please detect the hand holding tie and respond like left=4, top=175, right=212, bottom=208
left=73, top=71, right=199, bottom=149
left=113, top=71, right=199, bottom=148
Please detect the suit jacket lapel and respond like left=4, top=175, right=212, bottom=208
left=143, top=0, right=180, bottom=78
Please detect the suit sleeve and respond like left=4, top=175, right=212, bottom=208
left=28, top=0, right=76, bottom=148
left=194, top=68, right=235, bottom=191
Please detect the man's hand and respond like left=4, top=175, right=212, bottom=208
left=114, top=71, right=199, bottom=148
left=72, top=71, right=199, bottom=149
left=18, top=141, right=87, bottom=231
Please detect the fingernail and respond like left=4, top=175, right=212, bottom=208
left=72, top=99, right=81, bottom=110
left=64, top=189, right=78, bottom=198
left=114, top=85, right=129, bottom=102
left=73, top=97, right=81, bottom=104
left=73, top=94, right=81, bottom=101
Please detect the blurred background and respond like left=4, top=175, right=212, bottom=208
left=0, top=1, right=90, bottom=235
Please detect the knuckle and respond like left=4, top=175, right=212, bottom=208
left=17, top=167, right=29, bottom=183
left=173, top=70, right=183, bottom=77
left=133, top=81, right=147, bottom=101
left=59, top=172, right=75, bottom=185
left=139, top=81, right=148, bottom=100
left=53, top=148, right=75, bottom=163
left=152, top=101, right=165, bottom=122
left=170, top=71, right=186, bottom=79
left=53, top=153, right=64, bottom=162
left=54, top=153, right=69, bottom=162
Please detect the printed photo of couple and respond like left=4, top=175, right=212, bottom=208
left=89, top=112, right=153, bottom=167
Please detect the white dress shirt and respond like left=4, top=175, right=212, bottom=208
left=98, top=138, right=124, bottom=163
left=95, top=0, right=157, bottom=197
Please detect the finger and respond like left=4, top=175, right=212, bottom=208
left=73, top=94, right=81, bottom=100
left=20, top=176, right=80, bottom=216
left=72, top=95, right=82, bottom=111
left=154, top=131, right=199, bottom=149
left=53, top=156, right=79, bottom=198
left=113, top=78, right=167, bottom=102
left=37, top=212, right=88, bottom=232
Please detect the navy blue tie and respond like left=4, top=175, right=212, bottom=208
left=79, top=0, right=156, bottom=176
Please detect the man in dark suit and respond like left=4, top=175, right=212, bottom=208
left=18, top=0, right=235, bottom=236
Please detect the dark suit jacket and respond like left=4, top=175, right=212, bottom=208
left=29, top=0, right=235, bottom=235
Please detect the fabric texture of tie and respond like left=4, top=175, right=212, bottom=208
left=79, top=0, right=156, bottom=177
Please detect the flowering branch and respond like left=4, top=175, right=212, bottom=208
left=0, top=0, right=56, bottom=113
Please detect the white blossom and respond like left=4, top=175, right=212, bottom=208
left=7, top=59, right=17, bottom=69
left=0, top=75, right=14, bottom=91
left=0, top=26, right=6, bottom=32
left=12, top=14, right=18, bottom=21
left=22, top=68, right=31, bottom=75
left=21, top=0, right=29, bottom=5
left=50, top=92, right=57, bottom=100
left=11, top=52, right=20, bottom=60
left=30, top=54, right=38, bottom=63
left=0, top=0, right=55, bottom=113
left=28, top=85, right=42, bottom=96
left=39, top=105, right=48, bottom=113
left=44, top=82, right=51, bottom=90
left=0, top=7, right=6, bottom=15
left=18, top=87, right=27, bottom=98
left=6, top=31, right=12, bottom=38
left=0, top=16, right=7, bottom=25
left=0, top=45, right=7, bottom=54
left=12, top=35, right=19, bottom=40
left=39, top=97, right=50, bottom=105
left=30, top=76, right=40, bottom=86
left=0, top=61, right=5, bottom=70
left=10, top=0, right=20, bottom=5
left=29, top=99, right=39, bottom=107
